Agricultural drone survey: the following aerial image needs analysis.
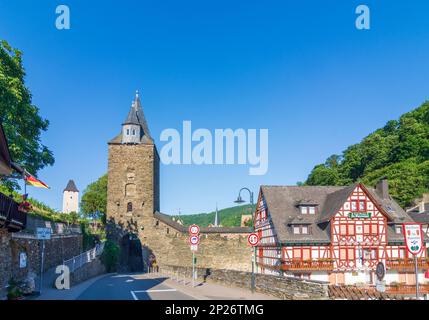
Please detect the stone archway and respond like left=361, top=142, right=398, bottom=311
left=119, top=233, right=143, bottom=272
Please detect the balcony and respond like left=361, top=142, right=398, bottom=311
left=386, top=258, right=429, bottom=271
left=282, top=259, right=334, bottom=271
left=0, top=192, right=27, bottom=232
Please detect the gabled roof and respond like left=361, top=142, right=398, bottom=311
left=260, top=183, right=416, bottom=245
left=64, top=179, right=79, bottom=192
left=109, top=91, right=154, bottom=145
left=261, top=185, right=345, bottom=243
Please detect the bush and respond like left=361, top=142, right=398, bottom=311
left=100, top=240, right=120, bottom=272
left=7, top=279, right=23, bottom=300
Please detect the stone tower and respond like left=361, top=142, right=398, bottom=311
left=106, top=91, right=160, bottom=270
left=62, top=180, right=79, bottom=213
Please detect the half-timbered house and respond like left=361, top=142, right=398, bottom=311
left=254, top=178, right=429, bottom=286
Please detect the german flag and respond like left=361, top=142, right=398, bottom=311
left=25, top=175, right=50, bottom=189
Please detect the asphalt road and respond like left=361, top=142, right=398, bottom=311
left=77, top=274, right=195, bottom=300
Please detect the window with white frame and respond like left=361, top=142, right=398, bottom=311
left=293, top=226, right=301, bottom=234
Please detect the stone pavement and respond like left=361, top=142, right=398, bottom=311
left=141, top=271, right=278, bottom=300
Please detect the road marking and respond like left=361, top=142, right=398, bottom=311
left=131, top=289, right=177, bottom=300
left=131, top=291, right=138, bottom=300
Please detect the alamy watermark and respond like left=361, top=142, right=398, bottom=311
left=355, top=4, right=370, bottom=30
left=160, top=121, right=269, bottom=175
left=55, top=5, right=70, bottom=30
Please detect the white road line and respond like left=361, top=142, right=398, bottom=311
left=131, top=289, right=177, bottom=300
left=133, top=289, right=177, bottom=293
left=130, top=291, right=139, bottom=300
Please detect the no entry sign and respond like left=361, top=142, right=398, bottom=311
left=403, top=223, right=424, bottom=255
left=189, top=235, right=200, bottom=245
left=189, top=224, right=200, bottom=235
left=247, top=233, right=259, bottom=246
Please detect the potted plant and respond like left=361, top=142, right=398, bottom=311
left=7, top=279, right=24, bottom=300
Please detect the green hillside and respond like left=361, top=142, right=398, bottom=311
left=305, top=101, right=429, bottom=207
left=173, top=204, right=253, bottom=227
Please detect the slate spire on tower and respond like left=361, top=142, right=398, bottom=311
left=214, top=204, right=220, bottom=227
left=110, top=90, right=154, bottom=144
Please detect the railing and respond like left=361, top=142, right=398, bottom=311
left=282, top=259, right=334, bottom=270
left=386, top=258, right=429, bottom=270
left=63, top=241, right=105, bottom=273
left=0, top=192, right=27, bottom=232
left=385, top=284, right=429, bottom=295
left=282, top=259, right=334, bottom=271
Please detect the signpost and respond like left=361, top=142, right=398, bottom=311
left=36, top=227, right=51, bottom=294
left=403, top=223, right=424, bottom=300
left=247, top=233, right=259, bottom=293
left=375, top=262, right=386, bottom=293
left=188, top=225, right=200, bottom=287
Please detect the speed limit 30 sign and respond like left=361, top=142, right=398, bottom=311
left=247, top=233, right=259, bottom=246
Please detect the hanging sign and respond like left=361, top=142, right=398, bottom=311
left=403, top=223, right=424, bottom=255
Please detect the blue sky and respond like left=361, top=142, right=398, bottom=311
left=1, top=1, right=429, bottom=215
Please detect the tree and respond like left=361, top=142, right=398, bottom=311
left=0, top=40, right=54, bottom=186
left=80, top=174, right=107, bottom=223
left=305, top=100, right=429, bottom=207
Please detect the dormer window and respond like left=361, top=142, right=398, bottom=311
left=395, top=225, right=402, bottom=234
left=292, top=225, right=311, bottom=234
left=300, top=206, right=317, bottom=215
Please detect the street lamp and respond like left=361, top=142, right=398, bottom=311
left=234, top=187, right=256, bottom=293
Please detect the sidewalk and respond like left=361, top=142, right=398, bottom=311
left=29, top=266, right=111, bottom=300
left=140, top=271, right=278, bottom=300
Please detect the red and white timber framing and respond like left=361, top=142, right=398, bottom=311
left=254, top=184, right=429, bottom=285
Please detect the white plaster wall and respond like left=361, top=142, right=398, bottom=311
left=310, top=271, right=329, bottom=282
left=63, top=190, right=79, bottom=213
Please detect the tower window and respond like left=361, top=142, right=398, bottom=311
left=127, top=202, right=133, bottom=212
left=126, top=129, right=130, bottom=135
left=132, top=129, right=136, bottom=135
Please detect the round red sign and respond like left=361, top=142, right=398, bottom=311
left=247, top=233, right=259, bottom=246
left=189, top=224, right=200, bottom=235
left=189, top=235, right=200, bottom=245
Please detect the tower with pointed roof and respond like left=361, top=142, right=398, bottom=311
left=62, top=179, right=79, bottom=213
left=106, top=91, right=160, bottom=236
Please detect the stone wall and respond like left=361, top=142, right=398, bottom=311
left=70, top=258, right=106, bottom=287
left=160, top=265, right=330, bottom=300
left=142, top=219, right=252, bottom=271
left=0, top=228, right=82, bottom=298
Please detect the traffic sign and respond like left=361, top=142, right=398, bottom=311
left=247, top=233, right=259, bottom=246
left=36, top=227, right=52, bottom=240
left=190, top=244, right=198, bottom=252
left=189, top=224, right=200, bottom=235
left=403, top=223, right=424, bottom=255
left=189, top=235, right=200, bottom=245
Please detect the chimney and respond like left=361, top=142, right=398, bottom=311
left=375, top=177, right=389, bottom=199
